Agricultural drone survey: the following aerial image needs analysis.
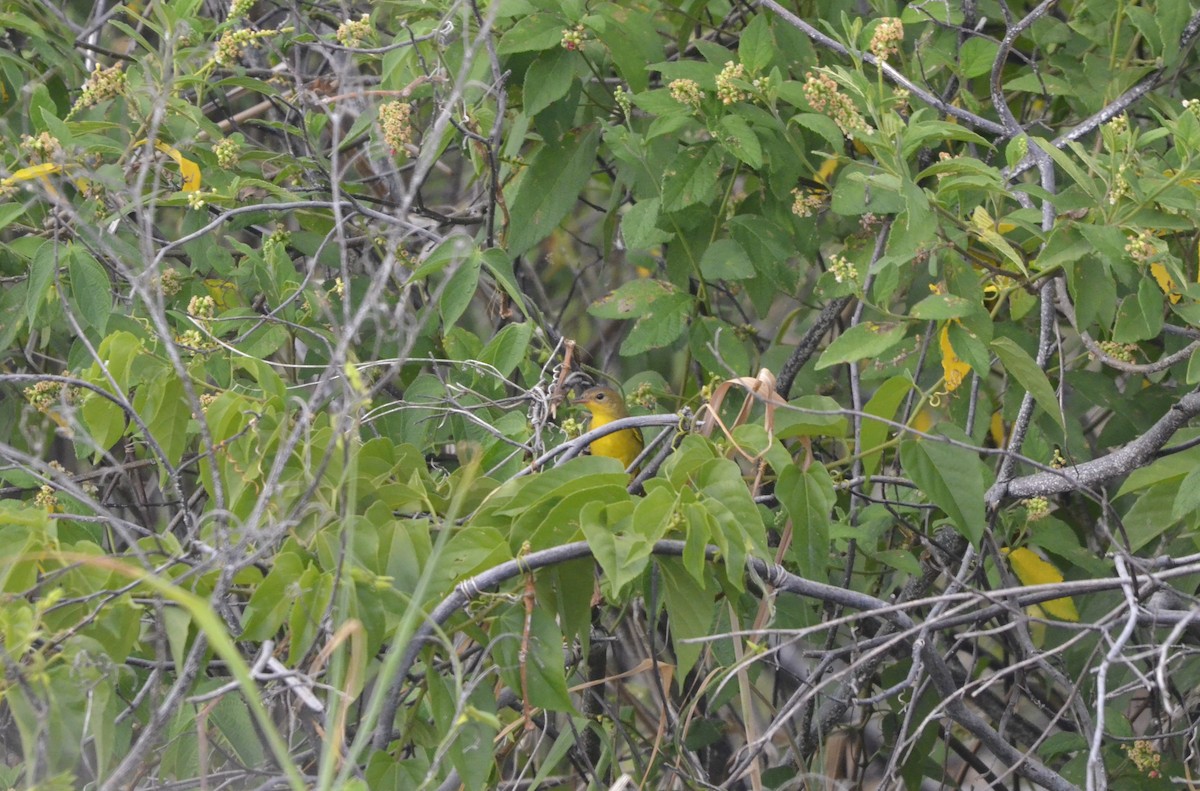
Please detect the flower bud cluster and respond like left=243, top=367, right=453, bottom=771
left=1124, top=229, right=1160, bottom=264
left=337, top=14, right=372, bottom=47
left=214, top=137, right=241, bottom=168
left=716, top=61, right=749, bottom=105
left=21, top=132, right=62, bottom=163
left=215, top=27, right=283, bottom=67
left=869, top=18, right=903, bottom=61
left=803, top=71, right=870, bottom=137
left=790, top=187, right=828, bottom=218
left=560, top=25, right=586, bottom=51
left=669, top=78, right=703, bottom=110
left=379, top=100, right=414, bottom=155
left=828, top=254, right=858, bottom=284
left=70, top=63, right=126, bottom=117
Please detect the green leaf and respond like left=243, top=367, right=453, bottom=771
left=524, top=48, right=576, bottom=117
left=80, top=391, right=126, bottom=457
left=211, top=695, right=266, bottom=768
left=728, top=215, right=797, bottom=293
left=1122, top=482, right=1179, bottom=552
left=1172, top=465, right=1200, bottom=522
left=480, top=247, right=526, bottom=311
left=866, top=547, right=924, bottom=575
left=959, top=38, right=998, bottom=78
left=1033, top=224, right=1091, bottom=274
left=661, top=144, right=723, bottom=211
left=439, top=252, right=482, bottom=328
left=717, top=114, right=763, bottom=169
left=497, top=13, right=566, bottom=54
left=288, top=563, right=334, bottom=663
left=595, top=6, right=663, bottom=91
left=700, top=238, right=754, bottom=280
left=776, top=464, right=834, bottom=584
left=162, top=604, right=192, bottom=673
left=68, top=246, right=111, bottom=331
left=493, top=606, right=575, bottom=712
left=449, top=689, right=499, bottom=790
left=694, top=457, right=767, bottom=588
left=830, top=164, right=908, bottom=216
left=910, top=292, right=976, bottom=320
left=1188, top=347, right=1200, bottom=384
left=1112, top=277, right=1164, bottom=343
left=26, top=241, right=56, bottom=327
left=947, top=321, right=990, bottom=381
left=901, top=120, right=992, bottom=159
left=788, top=112, right=845, bottom=150
left=899, top=438, right=986, bottom=544
left=970, top=206, right=1028, bottom=276
left=0, top=275, right=26, bottom=352
left=659, top=559, right=715, bottom=681
left=521, top=485, right=629, bottom=549
left=621, top=292, right=692, bottom=355
left=774, top=395, right=848, bottom=439
left=241, top=552, right=304, bottom=640
left=990, top=336, right=1064, bottom=429
left=506, top=127, right=601, bottom=257
left=622, top=198, right=673, bottom=249
left=136, top=373, right=191, bottom=468
left=815, top=322, right=908, bottom=370
left=1033, top=138, right=1103, bottom=203
left=1158, top=0, right=1188, bottom=66
left=588, top=278, right=679, bottom=319
left=582, top=500, right=653, bottom=597
left=860, top=376, right=914, bottom=479
left=690, top=316, right=751, bottom=376
left=0, top=203, right=26, bottom=231
left=479, top=322, right=533, bottom=378
left=738, top=13, right=774, bottom=72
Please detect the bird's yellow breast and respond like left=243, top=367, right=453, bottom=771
left=574, top=386, right=644, bottom=470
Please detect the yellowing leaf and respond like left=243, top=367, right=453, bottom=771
left=204, top=278, right=241, bottom=311
left=134, top=139, right=203, bottom=192
left=939, top=324, right=970, bottom=392
left=1151, top=262, right=1181, bottom=304
left=971, top=206, right=1028, bottom=275
left=1005, top=547, right=1079, bottom=622
left=155, top=141, right=202, bottom=192
left=0, top=163, right=69, bottom=200
left=2, top=162, right=62, bottom=186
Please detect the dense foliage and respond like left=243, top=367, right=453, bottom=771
left=5, top=0, right=1200, bottom=788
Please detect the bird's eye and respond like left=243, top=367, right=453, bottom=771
left=595, top=392, right=605, bottom=400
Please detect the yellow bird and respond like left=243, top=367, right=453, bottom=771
left=573, top=386, right=644, bottom=471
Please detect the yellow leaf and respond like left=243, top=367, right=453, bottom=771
left=1, top=163, right=66, bottom=199
left=939, top=324, right=970, bottom=392
left=2, top=162, right=62, bottom=186
left=134, top=139, right=203, bottom=192
left=154, top=141, right=202, bottom=192
left=1151, top=262, right=1181, bottom=304
left=1005, top=547, right=1079, bottom=622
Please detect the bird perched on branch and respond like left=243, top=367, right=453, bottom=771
left=573, top=386, right=644, bottom=471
